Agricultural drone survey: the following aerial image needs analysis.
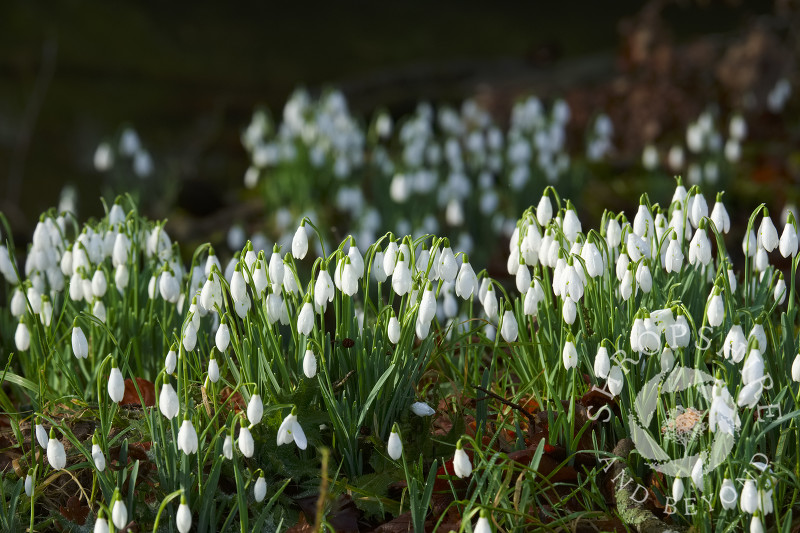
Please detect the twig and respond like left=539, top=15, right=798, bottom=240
left=474, top=385, right=537, bottom=428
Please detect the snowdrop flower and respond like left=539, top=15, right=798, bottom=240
left=774, top=275, right=786, bottom=304
left=664, top=233, right=684, bottom=273
left=563, top=204, right=581, bottom=243
left=372, top=251, right=387, bottom=283
left=25, top=470, right=33, bottom=497
left=387, top=314, right=401, bottom=344
left=741, top=480, right=758, bottom=513
left=222, top=435, right=233, bottom=460
left=292, top=222, right=309, bottom=259
left=410, top=402, right=435, bottom=417
left=792, top=353, right=800, bottom=382
left=722, top=323, right=746, bottom=363
left=15, top=320, right=30, bottom=351
left=594, top=344, right=610, bottom=379
left=239, top=425, right=254, bottom=458
left=297, top=300, right=314, bottom=336
left=72, top=322, right=89, bottom=359
left=177, top=495, right=192, bottom=533
left=91, top=269, right=107, bottom=298
left=108, top=363, right=124, bottom=403
left=562, top=334, right=578, bottom=370
left=178, top=417, right=199, bottom=455
left=165, top=345, right=177, bottom=374
left=10, top=288, right=26, bottom=318
left=666, top=314, right=690, bottom=349
left=562, top=296, right=577, bottom=325
left=455, top=257, right=478, bottom=299
left=247, top=393, right=263, bottom=425
left=607, top=365, right=624, bottom=396
left=689, top=224, right=712, bottom=266
left=254, top=473, right=267, bottom=502
left=742, top=348, right=764, bottom=386
left=642, top=144, right=658, bottom=170
left=707, top=288, right=724, bottom=327
left=47, top=429, right=66, bottom=470
left=635, top=261, right=652, bottom=293
left=672, top=477, right=684, bottom=502
left=474, top=510, right=492, bottom=533
left=35, top=422, right=48, bottom=449
left=748, top=322, right=767, bottom=353
left=536, top=194, right=553, bottom=226
left=453, top=439, right=472, bottom=478
left=751, top=514, right=764, bottom=533
left=742, top=229, right=757, bottom=257
left=159, top=380, right=180, bottom=420
left=500, top=308, right=518, bottom=342
left=215, top=321, right=231, bottom=353
left=689, top=189, right=708, bottom=228
left=779, top=215, right=798, bottom=257
left=607, top=217, right=622, bottom=249
left=710, top=195, right=731, bottom=233
left=277, top=407, right=307, bottom=450
left=182, top=320, right=197, bottom=352
left=387, top=423, right=402, bottom=460
left=391, top=253, right=412, bottom=296
left=720, top=478, right=738, bottom=510
left=757, top=210, right=778, bottom=252
left=230, top=264, right=247, bottom=305
left=691, top=457, right=704, bottom=491
left=303, top=347, right=317, bottom=378
left=482, top=284, right=498, bottom=320
left=91, top=434, right=106, bottom=472
left=112, top=491, right=128, bottom=530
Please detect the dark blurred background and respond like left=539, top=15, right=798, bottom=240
left=1, top=0, right=798, bottom=246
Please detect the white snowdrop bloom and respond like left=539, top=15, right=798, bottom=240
left=182, top=320, right=197, bottom=352
left=387, top=424, right=402, bottom=460
left=774, top=276, right=787, bottom=304
left=633, top=202, right=654, bottom=240
left=500, top=309, right=518, bottom=342
left=254, top=474, right=267, bottom=502
left=35, top=423, right=48, bottom=449
left=387, top=315, right=401, bottom=344
left=474, top=511, right=492, bottom=533
left=159, top=382, right=180, bottom=420
left=176, top=496, right=192, bottom=533
left=238, top=425, right=254, bottom=458
left=607, top=365, right=624, bottom=396
left=779, top=218, right=798, bottom=257
left=25, top=471, right=33, bottom=497
left=10, top=288, right=26, bottom=318
left=666, top=315, right=690, bottom=349
left=635, top=261, right=652, bottom=293
left=689, top=191, right=708, bottom=229
left=115, top=264, right=129, bottom=291
left=720, top=478, right=738, bottom=510
left=514, top=264, right=531, bottom=294
left=297, top=301, right=314, bottom=336
left=38, top=296, right=53, bottom=327
left=178, top=418, right=199, bottom=455
left=661, top=347, right=675, bottom=372
left=562, top=296, right=577, bottom=325
left=72, top=325, right=89, bottom=359
left=391, top=256, right=412, bottom=296
left=438, top=246, right=458, bottom=282
left=91, top=269, right=107, bottom=298
left=276, top=409, right=307, bottom=450
left=758, top=213, right=779, bottom=252
left=303, top=348, right=317, bottom=378
left=742, top=349, right=765, bottom=386
left=615, top=252, right=629, bottom=282
left=620, top=267, right=634, bottom=301
left=482, top=285, right=498, bottom=320
left=112, top=496, right=128, bottom=530
left=741, top=480, right=758, bottom=514
left=372, top=251, right=387, bottom=283
left=707, top=290, right=724, bottom=327
left=347, top=242, right=364, bottom=279
left=581, top=242, right=603, bottom=278
left=230, top=266, right=247, bottom=305
left=92, top=442, right=106, bottom=472
left=750, top=515, right=764, bottom=533
left=453, top=440, right=472, bottom=478
left=737, top=381, right=763, bottom=408
left=292, top=224, right=309, bottom=259
left=215, top=322, right=230, bottom=352
left=314, top=269, right=334, bottom=311
left=108, top=365, right=124, bottom=403
left=754, top=247, right=769, bottom=272
left=742, top=229, right=757, bottom=257
left=594, top=345, right=610, bottom=379
left=247, top=394, right=263, bottom=425
left=418, top=284, right=437, bottom=325
left=222, top=435, right=233, bottom=460
left=665, top=235, right=684, bottom=273
left=710, top=199, right=731, bottom=233
left=47, top=432, right=66, bottom=470
left=536, top=195, right=553, bottom=226
left=562, top=335, right=578, bottom=370
left=688, top=226, right=711, bottom=266
left=672, top=477, right=684, bottom=502
left=792, top=353, right=800, bottom=382
left=410, top=402, right=435, bottom=417
left=382, top=241, right=398, bottom=276
left=709, top=380, right=739, bottom=435
left=606, top=217, right=622, bottom=249
left=563, top=207, right=581, bottom=243
left=748, top=322, right=767, bottom=352
left=691, top=457, right=704, bottom=491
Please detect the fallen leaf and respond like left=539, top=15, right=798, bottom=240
left=121, top=378, right=155, bottom=408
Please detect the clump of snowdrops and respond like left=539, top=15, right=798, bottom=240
left=1, top=178, right=799, bottom=531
